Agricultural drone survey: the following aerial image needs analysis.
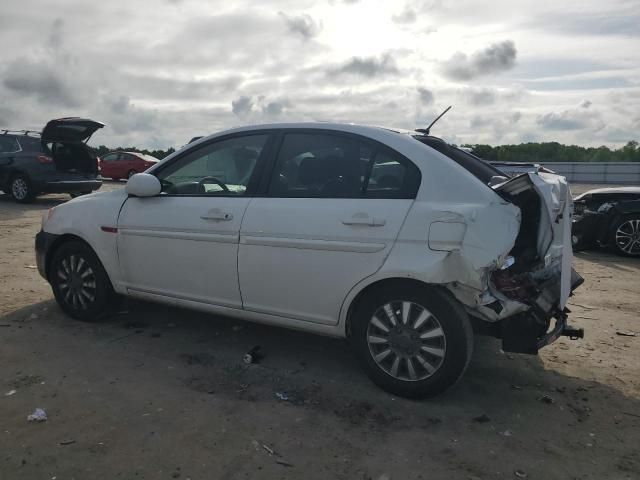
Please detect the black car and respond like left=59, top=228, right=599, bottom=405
left=0, top=118, right=104, bottom=203
left=572, top=186, right=640, bottom=257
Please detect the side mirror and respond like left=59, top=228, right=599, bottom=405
left=125, top=173, right=162, bottom=197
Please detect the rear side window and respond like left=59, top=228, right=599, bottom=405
left=0, top=136, right=20, bottom=153
left=268, top=132, right=420, bottom=199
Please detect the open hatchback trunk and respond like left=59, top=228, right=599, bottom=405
left=41, top=118, right=104, bottom=175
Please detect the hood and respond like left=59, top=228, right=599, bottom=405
left=42, top=118, right=105, bottom=143
left=574, top=186, right=640, bottom=200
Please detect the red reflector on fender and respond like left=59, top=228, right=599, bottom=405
left=101, top=226, right=118, bottom=233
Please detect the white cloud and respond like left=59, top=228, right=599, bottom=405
left=0, top=0, right=636, bottom=148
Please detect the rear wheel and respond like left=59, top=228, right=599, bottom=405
left=49, top=241, right=116, bottom=321
left=611, top=214, right=640, bottom=257
left=10, top=174, right=35, bottom=203
left=351, top=284, right=473, bottom=399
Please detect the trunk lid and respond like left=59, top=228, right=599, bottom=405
left=493, top=172, right=573, bottom=308
left=41, top=118, right=105, bottom=143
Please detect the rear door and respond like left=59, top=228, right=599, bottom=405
left=238, top=130, right=420, bottom=325
left=0, top=136, right=21, bottom=187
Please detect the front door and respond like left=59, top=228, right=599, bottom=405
left=238, top=131, right=420, bottom=325
left=117, top=133, right=271, bottom=308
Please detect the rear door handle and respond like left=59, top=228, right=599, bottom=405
left=201, top=209, right=233, bottom=221
left=342, top=214, right=386, bottom=227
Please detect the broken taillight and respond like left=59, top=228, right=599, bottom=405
left=37, top=155, right=53, bottom=164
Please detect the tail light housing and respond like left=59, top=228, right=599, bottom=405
left=37, top=155, right=53, bottom=164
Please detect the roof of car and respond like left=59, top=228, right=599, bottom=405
left=195, top=122, right=412, bottom=143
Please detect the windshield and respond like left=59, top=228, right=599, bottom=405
left=414, top=135, right=503, bottom=184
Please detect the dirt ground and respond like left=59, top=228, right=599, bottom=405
left=1, top=183, right=639, bottom=480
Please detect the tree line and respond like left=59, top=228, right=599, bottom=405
left=92, top=140, right=640, bottom=163
left=466, top=141, right=640, bottom=163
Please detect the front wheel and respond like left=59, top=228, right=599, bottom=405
left=611, top=215, right=640, bottom=257
left=351, top=284, right=473, bottom=399
left=49, top=241, right=117, bottom=321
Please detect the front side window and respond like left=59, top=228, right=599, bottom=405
left=101, top=153, right=118, bottom=162
left=157, top=134, right=267, bottom=195
left=0, top=136, right=20, bottom=154
left=269, top=132, right=420, bottom=199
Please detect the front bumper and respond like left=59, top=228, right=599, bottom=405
left=35, top=230, right=60, bottom=281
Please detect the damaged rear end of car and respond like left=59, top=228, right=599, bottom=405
left=485, top=172, right=584, bottom=354
left=409, top=136, right=584, bottom=356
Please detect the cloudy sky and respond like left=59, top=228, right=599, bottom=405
left=0, top=0, right=638, bottom=149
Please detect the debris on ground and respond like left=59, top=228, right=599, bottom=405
left=27, top=408, right=47, bottom=422
left=262, top=443, right=276, bottom=456
left=616, top=331, right=637, bottom=337
left=243, top=346, right=264, bottom=365
left=472, top=414, right=491, bottom=423
left=500, top=430, right=513, bottom=437
left=29, top=313, right=38, bottom=320
left=539, top=394, right=555, bottom=404
left=59, top=440, right=76, bottom=446
left=514, top=469, right=528, bottom=478
left=275, top=392, right=290, bottom=401
left=25, top=265, right=37, bottom=269
left=275, top=459, right=294, bottom=467
left=5, top=389, right=17, bottom=396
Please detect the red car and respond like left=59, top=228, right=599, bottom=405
left=99, top=151, right=159, bottom=181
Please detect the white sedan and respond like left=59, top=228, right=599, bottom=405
left=35, top=122, right=583, bottom=398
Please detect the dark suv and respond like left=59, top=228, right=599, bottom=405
left=0, top=118, right=104, bottom=203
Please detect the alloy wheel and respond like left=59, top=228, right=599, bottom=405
left=367, top=300, right=446, bottom=381
left=615, top=219, right=640, bottom=255
left=11, top=178, right=28, bottom=200
left=57, top=254, right=97, bottom=310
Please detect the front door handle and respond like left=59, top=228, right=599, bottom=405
left=342, top=214, right=386, bottom=227
left=201, top=209, right=233, bottom=221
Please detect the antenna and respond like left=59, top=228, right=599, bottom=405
left=415, top=105, right=452, bottom=135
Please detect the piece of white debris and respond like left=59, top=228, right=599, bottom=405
left=500, top=430, right=513, bottom=437
left=27, top=408, right=47, bottom=422
left=275, top=392, right=289, bottom=401
left=29, top=313, right=38, bottom=320
left=5, top=390, right=17, bottom=397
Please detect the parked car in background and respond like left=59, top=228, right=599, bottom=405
left=0, top=118, right=103, bottom=203
left=99, top=151, right=159, bottom=181
left=572, top=186, right=640, bottom=257
left=36, top=123, right=583, bottom=398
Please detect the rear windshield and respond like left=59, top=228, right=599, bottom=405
left=414, top=135, right=503, bottom=184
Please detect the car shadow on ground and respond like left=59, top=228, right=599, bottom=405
left=575, top=249, right=640, bottom=271
left=3, top=299, right=640, bottom=477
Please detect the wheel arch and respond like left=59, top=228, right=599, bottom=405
left=343, top=277, right=456, bottom=339
left=45, top=233, right=101, bottom=281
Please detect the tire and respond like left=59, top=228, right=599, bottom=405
left=610, top=214, right=640, bottom=257
left=127, top=170, right=137, bottom=179
left=351, top=284, right=473, bottom=399
left=9, top=174, right=35, bottom=203
left=49, top=240, right=117, bottom=321
left=69, top=191, right=92, bottom=199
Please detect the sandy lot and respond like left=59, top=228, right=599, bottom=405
left=1, top=183, right=639, bottom=480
